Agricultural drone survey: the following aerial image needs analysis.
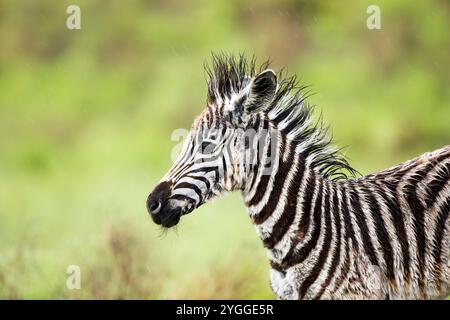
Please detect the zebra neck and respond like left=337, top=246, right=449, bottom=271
left=241, top=134, right=331, bottom=257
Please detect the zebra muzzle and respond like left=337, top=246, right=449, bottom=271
left=147, top=181, right=181, bottom=228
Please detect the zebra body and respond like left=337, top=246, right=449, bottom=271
left=249, top=140, right=449, bottom=299
left=147, top=55, right=450, bottom=299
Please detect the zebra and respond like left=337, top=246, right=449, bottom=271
left=146, top=54, right=450, bottom=300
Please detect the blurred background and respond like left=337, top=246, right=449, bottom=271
left=0, top=0, right=448, bottom=299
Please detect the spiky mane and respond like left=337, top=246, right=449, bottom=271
left=204, top=53, right=359, bottom=180
left=205, top=53, right=264, bottom=102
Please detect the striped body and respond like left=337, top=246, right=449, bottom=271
left=244, top=129, right=450, bottom=299
left=147, top=55, right=450, bottom=299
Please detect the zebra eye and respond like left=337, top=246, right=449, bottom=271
left=201, top=141, right=217, bottom=153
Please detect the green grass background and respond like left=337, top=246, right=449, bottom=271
left=0, top=0, right=448, bottom=299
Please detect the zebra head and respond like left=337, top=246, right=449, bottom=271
left=147, top=58, right=278, bottom=228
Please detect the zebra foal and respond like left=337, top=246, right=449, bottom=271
left=146, top=55, right=450, bottom=299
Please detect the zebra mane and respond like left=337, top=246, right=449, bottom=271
left=204, top=53, right=359, bottom=180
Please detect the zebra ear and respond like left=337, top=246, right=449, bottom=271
left=244, top=69, right=277, bottom=113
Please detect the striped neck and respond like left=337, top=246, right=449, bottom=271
left=241, top=123, right=326, bottom=253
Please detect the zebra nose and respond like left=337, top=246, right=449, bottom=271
left=147, top=181, right=172, bottom=218
left=147, top=193, right=164, bottom=217
left=148, top=200, right=161, bottom=214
